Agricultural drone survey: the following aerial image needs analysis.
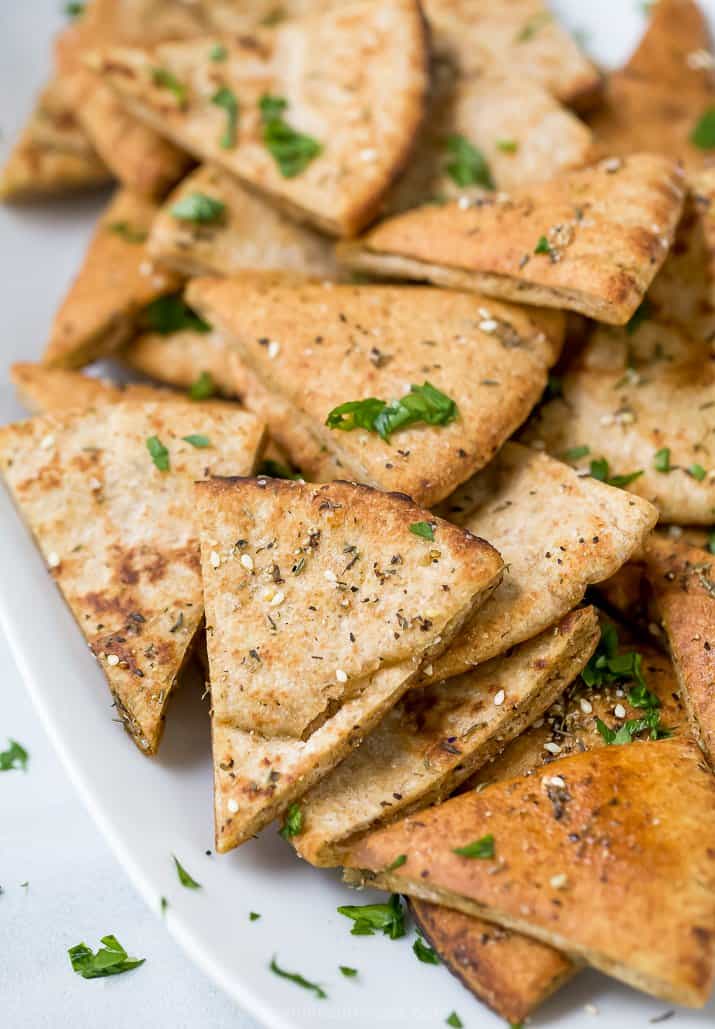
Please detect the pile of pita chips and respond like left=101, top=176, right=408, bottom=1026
left=0, top=399, right=265, bottom=754
left=197, top=477, right=503, bottom=850
left=122, top=325, right=236, bottom=399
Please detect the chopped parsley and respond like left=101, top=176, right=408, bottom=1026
left=141, top=294, right=211, bottom=336
left=182, top=434, right=211, bottom=448
left=210, top=43, right=228, bottom=62
left=626, top=297, right=652, bottom=334
left=409, top=521, right=435, bottom=541
left=173, top=856, right=201, bottom=889
left=339, top=965, right=358, bottom=977
left=326, top=382, right=458, bottom=442
left=413, top=937, right=440, bottom=964
left=582, top=624, right=646, bottom=690
left=257, top=459, right=302, bottom=480
left=249, top=911, right=261, bottom=921
left=453, top=833, right=495, bottom=859
left=446, top=1014, right=463, bottom=1028
left=171, top=192, right=226, bottom=223
left=151, top=67, right=187, bottom=106
left=654, top=447, right=671, bottom=473
left=64, top=1, right=85, bottom=17
left=534, top=235, right=552, bottom=256
left=211, top=87, right=239, bottom=149
left=68, top=935, right=145, bottom=979
left=708, top=531, right=715, bottom=555
left=691, top=107, right=715, bottom=149
left=496, top=139, right=518, bottom=153
left=259, top=94, right=322, bottom=177
left=337, top=893, right=406, bottom=939
left=269, top=956, right=326, bottom=999
left=589, top=457, right=643, bottom=489
left=279, top=803, right=303, bottom=839
left=689, top=463, right=707, bottom=481
left=0, top=739, right=28, bottom=772
left=107, top=220, right=147, bottom=244
left=160, top=897, right=168, bottom=915
left=189, top=371, right=215, bottom=400
left=516, top=10, right=552, bottom=41
left=385, top=853, right=407, bottom=871
left=596, top=713, right=669, bottom=745
left=562, top=444, right=590, bottom=461
left=146, top=435, right=170, bottom=472
left=445, top=134, right=494, bottom=189
left=543, top=374, right=562, bottom=401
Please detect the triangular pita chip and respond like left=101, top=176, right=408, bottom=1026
left=411, top=621, right=686, bottom=1025
left=344, top=737, right=715, bottom=1007
left=420, top=0, right=601, bottom=110
left=293, top=607, right=599, bottom=867
left=187, top=274, right=565, bottom=506
left=148, top=165, right=337, bottom=278
left=0, top=77, right=110, bottom=202
left=0, top=400, right=265, bottom=754
left=86, top=0, right=430, bottom=236
left=419, top=443, right=656, bottom=685
left=197, top=477, right=503, bottom=850
left=122, top=327, right=237, bottom=398
left=42, top=188, right=181, bottom=368
left=10, top=362, right=171, bottom=414
left=645, top=535, right=715, bottom=768
left=522, top=320, right=715, bottom=524
left=383, top=64, right=594, bottom=216
left=338, top=154, right=686, bottom=325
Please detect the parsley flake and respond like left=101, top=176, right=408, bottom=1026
left=211, top=87, right=239, bottom=149
left=340, top=965, right=358, bottom=977
left=160, top=897, right=168, bottom=915
left=0, top=739, right=28, bottom=772
left=654, top=447, right=671, bottom=473
left=582, top=624, right=646, bottom=691
left=279, top=803, right=303, bottom=839
left=210, top=43, right=228, bottom=62
left=259, top=94, right=322, bottom=177
left=269, top=956, right=326, bottom=999
left=151, top=67, right=187, bottom=106
left=445, top=134, right=494, bottom=189
left=626, top=297, right=652, bottom=334
left=409, top=521, right=435, bottom=541
left=452, top=833, right=495, bottom=859
left=173, top=855, right=201, bottom=889
left=562, top=444, right=590, bottom=461
left=413, top=937, right=440, bottom=964
left=691, top=108, right=715, bottom=149
left=516, top=10, right=552, bottom=41
left=141, top=294, right=211, bottom=336
left=708, top=531, right=715, bottom=555
left=496, top=139, right=518, bottom=153
left=64, top=1, right=85, bottom=17
left=385, top=853, right=407, bottom=872
left=689, top=463, right=707, bottom=481
left=107, top=221, right=147, bottom=244
left=182, top=434, right=211, bottom=449
left=146, top=435, right=170, bottom=472
left=589, top=457, right=643, bottom=489
left=534, top=235, right=552, bottom=255
left=171, top=192, right=226, bottom=223
left=189, top=371, right=215, bottom=401
left=337, top=894, right=406, bottom=939
left=596, top=714, right=669, bottom=745
left=249, top=911, right=261, bottom=921
left=446, top=1013, right=463, bottom=1028
left=68, top=935, right=145, bottom=979
left=257, top=459, right=302, bottom=480
left=327, top=382, right=457, bottom=442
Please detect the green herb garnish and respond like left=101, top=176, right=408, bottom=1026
left=385, top=853, right=407, bottom=872
left=409, top=521, right=435, bottom=541
left=654, top=447, right=671, bottom=472
left=107, top=221, right=147, bottom=244
left=279, top=803, right=303, bottom=839
left=339, top=965, right=358, bottom=977
left=182, top=434, right=211, bottom=449
left=626, top=297, right=652, bottom=334
left=596, top=712, right=670, bottom=745
left=413, top=937, right=440, bottom=964
left=337, top=894, right=406, bottom=939
left=151, top=67, right=187, bottom=106
left=691, top=108, right=715, bottom=149
left=516, top=10, right=552, bottom=41
left=141, top=294, right=211, bottom=336
left=708, top=531, right=715, bottom=555
left=259, top=94, right=322, bottom=177
left=562, top=445, right=590, bottom=461
left=189, top=371, right=215, bottom=401
left=249, top=911, right=261, bottom=921
left=269, top=956, right=326, bottom=999
left=211, top=87, right=239, bottom=148
left=257, top=459, right=301, bottom=480
left=209, top=43, right=228, bottom=62
left=327, top=382, right=457, bottom=442
left=446, top=1013, right=463, bottom=1028
left=160, top=897, right=168, bottom=915
left=64, top=1, right=85, bottom=17
left=445, top=134, right=494, bottom=189
left=689, top=463, right=707, bottom=481
left=68, top=935, right=145, bottom=979
left=589, top=457, right=643, bottom=489
left=171, top=192, right=226, bottom=223
left=146, top=435, right=170, bottom=472
left=0, top=739, right=28, bottom=772
left=534, top=235, right=552, bottom=255
left=173, top=856, right=201, bottom=889
left=453, top=833, right=495, bottom=859
left=496, top=139, right=518, bottom=153
left=582, top=624, right=646, bottom=690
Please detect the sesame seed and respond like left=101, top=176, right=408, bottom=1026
left=543, top=775, right=566, bottom=789
left=479, top=319, right=498, bottom=333
left=544, top=741, right=561, bottom=755
left=359, top=147, right=377, bottom=161
left=240, top=554, right=254, bottom=571
left=423, top=664, right=433, bottom=677
left=89, top=477, right=102, bottom=492
left=106, top=654, right=120, bottom=666
left=227, top=798, right=239, bottom=814
left=493, top=689, right=505, bottom=706
left=324, top=569, right=337, bottom=582
left=267, top=340, right=281, bottom=359
left=457, top=195, right=471, bottom=210
left=210, top=550, right=221, bottom=568
left=335, top=669, right=348, bottom=683
left=549, top=873, right=568, bottom=889
left=269, top=590, right=285, bottom=607
left=584, top=1004, right=599, bottom=1016
left=580, top=697, right=593, bottom=714
left=40, top=434, right=55, bottom=450
left=139, top=260, right=154, bottom=276
left=47, top=551, right=60, bottom=568
left=614, top=703, right=626, bottom=719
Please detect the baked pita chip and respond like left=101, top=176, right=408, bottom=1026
left=123, top=327, right=237, bottom=398
left=0, top=77, right=110, bottom=202
left=383, top=65, right=594, bottom=216
left=411, top=623, right=686, bottom=1025
left=148, top=165, right=337, bottom=278
left=10, top=362, right=171, bottom=414
left=645, top=534, right=715, bottom=768
left=338, top=154, right=686, bottom=325
left=42, top=189, right=182, bottom=368
left=420, top=0, right=601, bottom=110
left=197, top=477, right=504, bottom=850
left=86, top=0, right=429, bottom=236
left=522, top=321, right=715, bottom=524
left=187, top=274, right=565, bottom=506
left=420, top=443, right=657, bottom=685
left=293, top=606, right=599, bottom=867
left=0, top=400, right=265, bottom=754
left=344, top=737, right=715, bottom=1007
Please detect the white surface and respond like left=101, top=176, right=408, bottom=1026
left=1, top=3, right=715, bottom=1029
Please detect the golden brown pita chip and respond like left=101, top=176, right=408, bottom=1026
left=148, top=165, right=337, bottom=278
left=187, top=274, right=564, bottom=506
left=293, top=607, right=599, bottom=867
left=0, top=77, right=110, bottom=202
left=338, top=154, right=686, bottom=325
left=10, top=362, right=171, bottom=414
left=645, top=534, right=715, bottom=768
left=42, top=189, right=182, bottom=368
left=122, top=328, right=237, bottom=397
left=421, top=0, right=601, bottom=110
left=344, top=737, right=715, bottom=1007
left=420, top=443, right=657, bottom=685
left=86, top=0, right=429, bottom=235
left=0, top=400, right=265, bottom=754
left=197, top=477, right=503, bottom=851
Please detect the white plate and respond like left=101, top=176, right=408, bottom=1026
left=2, top=2, right=715, bottom=1026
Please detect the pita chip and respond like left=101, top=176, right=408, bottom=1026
left=196, top=477, right=503, bottom=851
left=420, top=443, right=657, bottom=685
left=0, top=76, right=110, bottom=202
left=42, top=189, right=182, bottom=368
left=338, top=154, right=686, bottom=325
left=420, top=0, right=601, bottom=110
left=0, top=400, right=265, bottom=754
left=86, top=0, right=429, bottom=236
left=187, top=274, right=565, bottom=506
left=148, top=165, right=337, bottom=278
left=410, top=624, right=686, bottom=1024
left=123, top=327, right=237, bottom=398
left=645, top=534, right=715, bottom=768
left=293, top=606, right=599, bottom=868
left=10, top=362, right=172, bottom=414
left=344, top=737, right=715, bottom=1007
